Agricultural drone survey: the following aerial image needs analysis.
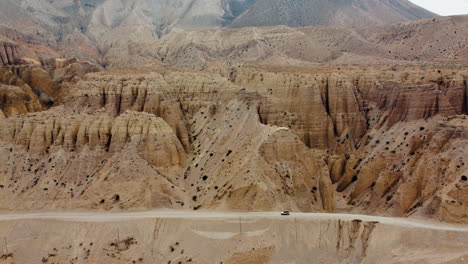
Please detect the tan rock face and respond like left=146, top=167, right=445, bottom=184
left=184, top=99, right=333, bottom=212
left=0, top=84, right=43, bottom=117
left=0, top=66, right=61, bottom=115
left=0, top=65, right=467, bottom=222
left=0, top=42, right=22, bottom=66
left=11, top=65, right=56, bottom=95
left=235, top=66, right=468, bottom=150
left=338, top=116, right=468, bottom=222
left=0, top=109, right=187, bottom=164
left=0, top=108, right=189, bottom=210
left=231, top=66, right=468, bottom=222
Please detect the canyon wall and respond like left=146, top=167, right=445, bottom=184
left=0, top=66, right=467, bottom=222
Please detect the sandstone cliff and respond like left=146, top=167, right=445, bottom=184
left=0, top=65, right=466, bottom=222
left=0, top=41, right=22, bottom=66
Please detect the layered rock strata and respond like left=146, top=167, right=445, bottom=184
left=0, top=66, right=466, bottom=222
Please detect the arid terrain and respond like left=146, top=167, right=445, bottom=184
left=0, top=0, right=467, bottom=263
left=1, top=211, right=468, bottom=264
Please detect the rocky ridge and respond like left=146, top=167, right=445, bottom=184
left=0, top=65, right=467, bottom=222
left=0, top=2, right=466, bottom=223
left=0, top=0, right=441, bottom=70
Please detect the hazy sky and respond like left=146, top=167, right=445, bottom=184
left=409, top=0, right=468, bottom=16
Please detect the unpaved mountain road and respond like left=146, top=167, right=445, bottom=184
left=0, top=211, right=467, bottom=232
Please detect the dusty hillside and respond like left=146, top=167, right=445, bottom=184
left=0, top=0, right=466, bottom=223
left=0, top=65, right=467, bottom=223
left=0, top=0, right=435, bottom=40
left=229, top=0, right=436, bottom=28
left=155, top=15, right=468, bottom=71
left=0, top=17, right=467, bottom=224
left=0, top=2, right=467, bottom=264
left=0, top=69, right=335, bottom=213
left=0, top=0, right=440, bottom=70
left=0, top=213, right=467, bottom=264
left=1, top=14, right=467, bottom=72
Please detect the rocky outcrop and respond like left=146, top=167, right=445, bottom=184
left=0, top=42, right=22, bottom=66
left=9, top=65, right=57, bottom=96
left=235, top=66, right=468, bottom=150
left=0, top=83, right=43, bottom=117
left=0, top=66, right=60, bottom=116
left=231, top=66, right=468, bottom=222
left=0, top=109, right=189, bottom=210
left=184, top=99, right=334, bottom=212
left=0, top=65, right=467, bottom=222
left=0, top=109, right=187, bottom=166
left=335, top=115, right=468, bottom=222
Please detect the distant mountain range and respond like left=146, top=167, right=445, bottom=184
left=0, top=0, right=441, bottom=69
left=0, top=0, right=436, bottom=39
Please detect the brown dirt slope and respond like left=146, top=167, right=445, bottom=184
left=0, top=65, right=467, bottom=223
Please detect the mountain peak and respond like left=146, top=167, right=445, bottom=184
left=229, top=0, right=437, bottom=28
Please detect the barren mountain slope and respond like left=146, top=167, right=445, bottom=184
left=321, top=15, right=468, bottom=63
left=0, top=65, right=467, bottom=223
left=229, top=0, right=436, bottom=28
left=1, top=2, right=468, bottom=264
left=2, top=14, right=467, bottom=72
left=154, top=15, right=468, bottom=72
left=0, top=0, right=438, bottom=70
left=0, top=0, right=466, bottom=226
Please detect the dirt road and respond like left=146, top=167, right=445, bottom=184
left=0, top=210, right=467, bottom=231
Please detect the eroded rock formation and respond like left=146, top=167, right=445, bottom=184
left=0, top=65, right=466, bottom=222
left=0, top=42, right=22, bottom=66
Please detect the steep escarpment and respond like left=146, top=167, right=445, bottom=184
left=235, top=66, right=468, bottom=149
left=0, top=84, right=43, bottom=118
left=233, top=66, right=468, bottom=222
left=0, top=70, right=338, bottom=212
left=0, top=109, right=189, bottom=210
left=0, top=41, right=23, bottom=66
left=0, top=109, right=186, bottom=162
left=0, top=57, right=103, bottom=135
left=0, top=65, right=467, bottom=222
left=331, top=116, right=468, bottom=220
left=184, top=99, right=334, bottom=212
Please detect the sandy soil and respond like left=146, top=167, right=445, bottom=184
left=0, top=211, right=467, bottom=264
